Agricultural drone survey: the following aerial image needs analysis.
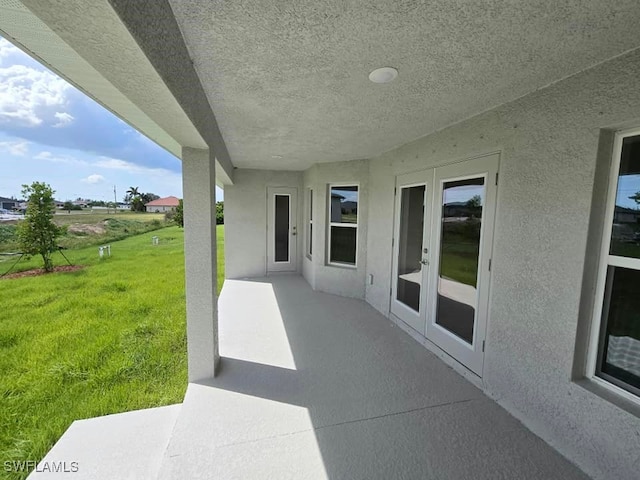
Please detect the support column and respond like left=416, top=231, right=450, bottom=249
left=182, top=147, right=219, bottom=381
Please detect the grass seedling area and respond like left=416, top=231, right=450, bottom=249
left=0, top=225, right=225, bottom=480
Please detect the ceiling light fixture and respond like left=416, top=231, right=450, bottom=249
left=368, top=66, right=398, bottom=84
left=271, top=155, right=283, bottom=159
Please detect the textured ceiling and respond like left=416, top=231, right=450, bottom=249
left=169, top=0, right=640, bottom=170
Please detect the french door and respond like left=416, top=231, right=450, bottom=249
left=267, top=187, right=297, bottom=272
left=391, top=154, right=499, bottom=375
left=390, top=170, right=433, bottom=334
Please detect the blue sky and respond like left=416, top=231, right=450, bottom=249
left=0, top=36, right=223, bottom=202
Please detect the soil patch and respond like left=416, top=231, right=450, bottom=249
left=1, top=265, right=84, bottom=280
left=67, top=222, right=106, bottom=235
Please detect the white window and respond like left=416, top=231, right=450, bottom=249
left=328, top=185, right=358, bottom=266
left=589, top=128, right=640, bottom=401
left=307, top=188, right=313, bottom=258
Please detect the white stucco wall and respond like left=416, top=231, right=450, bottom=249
left=225, top=169, right=303, bottom=279
left=364, top=49, right=640, bottom=480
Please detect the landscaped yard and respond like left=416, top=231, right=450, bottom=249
left=0, top=225, right=224, bottom=480
left=0, top=212, right=168, bottom=255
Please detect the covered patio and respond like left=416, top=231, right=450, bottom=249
left=4, top=1, right=640, bottom=478
left=33, top=276, right=587, bottom=479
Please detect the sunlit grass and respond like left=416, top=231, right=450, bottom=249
left=0, top=225, right=224, bottom=480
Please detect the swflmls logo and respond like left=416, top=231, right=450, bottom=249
left=4, top=460, right=79, bottom=473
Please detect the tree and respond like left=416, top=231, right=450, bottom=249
left=140, top=193, right=160, bottom=204
left=131, top=197, right=145, bottom=212
left=173, top=199, right=184, bottom=227
left=216, top=201, right=224, bottom=225
left=63, top=201, right=81, bottom=212
left=466, top=195, right=482, bottom=208
left=629, top=191, right=640, bottom=206
left=17, top=182, right=61, bottom=272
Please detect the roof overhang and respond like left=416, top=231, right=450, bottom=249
left=0, top=0, right=233, bottom=186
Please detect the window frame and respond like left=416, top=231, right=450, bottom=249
left=306, top=188, right=313, bottom=259
left=587, top=126, right=640, bottom=405
left=327, top=183, right=359, bottom=268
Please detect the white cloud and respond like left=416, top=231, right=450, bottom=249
left=0, top=62, right=71, bottom=127
left=95, top=157, right=178, bottom=178
left=35, top=150, right=86, bottom=165
left=53, top=111, right=74, bottom=127
left=0, top=39, right=20, bottom=65
left=0, top=140, right=28, bottom=156
left=82, top=174, right=105, bottom=184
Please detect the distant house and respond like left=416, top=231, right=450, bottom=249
left=614, top=205, right=640, bottom=224
left=0, top=196, right=18, bottom=210
left=145, top=196, right=180, bottom=213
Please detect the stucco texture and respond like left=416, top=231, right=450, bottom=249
left=364, top=48, right=640, bottom=480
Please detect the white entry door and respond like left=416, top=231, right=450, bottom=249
left=425, top=154, right=499, bottom=376
left=390, top=170, right=433, bottom=334
left=267, top=187, right=297, bottom=272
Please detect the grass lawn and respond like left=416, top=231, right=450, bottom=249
left=0, top=225, right=224, bottom=480
left=0, top=212, right=168, bottom=256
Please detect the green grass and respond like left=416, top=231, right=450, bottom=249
left=0, top=225, right=224, bottom=480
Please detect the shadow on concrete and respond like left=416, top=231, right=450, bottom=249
left=179, top=275, right=589, bottom=480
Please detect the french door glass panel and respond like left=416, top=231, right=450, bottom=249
left=274, top=195, right=290, bottom=262
left=435, top=178, right=484, bottom=344
left=397, top=185, right=426, bottom=312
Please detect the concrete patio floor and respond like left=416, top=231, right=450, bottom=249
left=158, top=275, right=589, bottom=480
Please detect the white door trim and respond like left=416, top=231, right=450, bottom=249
left=267, top=187, right=297, bottom=273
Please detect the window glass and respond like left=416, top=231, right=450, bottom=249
left=308, top=189, right=313, bottom=257
left=330, top=226, right=356, bottom=264
left=330, top=186, right=358, bottom=224
left=274, top=195, right=289, bottom=262
left=598, top=266, right=640, bottom=394
left=610, top=135, right=640, bottom=258
left=435, top=178, right=484, bottom=344
left=328, top=185, right=358, bottom=266
left=396, top=185, right=425, bottom=312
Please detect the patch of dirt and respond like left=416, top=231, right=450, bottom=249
left=1, top=265, right=84, bottom=280
left=67, top=222, right=106, bottom=235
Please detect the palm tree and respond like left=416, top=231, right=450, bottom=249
left=125, top=186, right=140, bottom=204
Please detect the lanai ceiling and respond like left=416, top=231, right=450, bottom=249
left=169, top=0, right=640, bottom=170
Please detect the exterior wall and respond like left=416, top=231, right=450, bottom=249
left=304, top=159, right=369, bottom=299
left=145, top=205, right=175, bottom=213
left=225, top=169, right=303, bottom=279
left=301, top=166, right=317, bottom=289
left=365, top=49, right=640, bottom=480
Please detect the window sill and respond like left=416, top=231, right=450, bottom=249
left=327, top=261, right=357, bottom=270
left=575, top=377, right=640, bottom=419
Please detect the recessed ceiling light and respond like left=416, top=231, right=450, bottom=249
left=271, top=155, right=283, bottom=159
left=369, top=67, right=398, bottom=84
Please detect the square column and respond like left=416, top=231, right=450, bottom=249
left=182, top=147, right=219, bottom=381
